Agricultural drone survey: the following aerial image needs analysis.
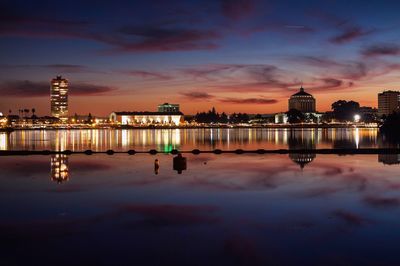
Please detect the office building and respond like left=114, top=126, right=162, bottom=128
left=288, top=86, right=316, bottom=113
left=378, top=90, right=400, bottom=117
left=50, top=75, right=68, bottom=121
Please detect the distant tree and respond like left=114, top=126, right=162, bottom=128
left=331, top=100, right=360, bottom=121
left=23, top=108, right=29, bottom=118
left=286, top=109, right=305, bottom=124
left=8, top=109, right=11, bottom=115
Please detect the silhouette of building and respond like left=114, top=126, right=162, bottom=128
left=288, top=86, right=316, bottom=113
left=50, top=154, right=69, bottom=183
left=50, top=76, right=68, bottom=121
left=378, top=90, right=400, bottom=117
left=158, top=103, right=180, bottom=113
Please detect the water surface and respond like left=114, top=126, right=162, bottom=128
left=1, top=154, right=400, bottom=265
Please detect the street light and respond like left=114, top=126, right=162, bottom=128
left=354, top=114, right=361, bottom=123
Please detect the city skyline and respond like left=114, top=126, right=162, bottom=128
left=1, top=0, right=400, bottom=116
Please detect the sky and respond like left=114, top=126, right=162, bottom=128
left=1, top=0, right=400, bottom=116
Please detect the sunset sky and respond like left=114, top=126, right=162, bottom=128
left=1, top=0, right=400, bottom=116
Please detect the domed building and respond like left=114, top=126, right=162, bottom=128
left=288, top=86, right=316, bottom=113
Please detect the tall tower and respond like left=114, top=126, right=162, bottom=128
left=50, top=75, right=68, bottom=120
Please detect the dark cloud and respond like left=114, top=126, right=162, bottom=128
left=330, top=26, right=374, bottom=44
left=219, top=97, right=277, bottom=104
left=0, top=64, right=93, bottom=73
left=180, top=91, right=215, bottom=100
left=315, top=78, right=343, bottom=89
left=220, top=0, right=256, bottom=20
left=0, top=80, right=117, bottom=97
left=122, top=70, right=172, bottom=80
left=111, top=25, right=221, bottom=52
left=361, top=44, right=400, bottom=57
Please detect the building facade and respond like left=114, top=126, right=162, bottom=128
left=50, top=76, right=68, bottom=120
left=158, top=103, right=180, bottom=112
left=288, top=87, right=316, bottom=113
left=109, top=111, right=183, bottom=126
left=378, top=90, right=400, bottom=117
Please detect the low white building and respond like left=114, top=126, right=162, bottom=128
left=109, top=111, right=183, bottom=126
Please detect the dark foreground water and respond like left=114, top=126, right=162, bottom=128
left=1, top=153, right=400, bottom=265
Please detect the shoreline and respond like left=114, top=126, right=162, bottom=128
left=2, top=124, right=379, bottom=131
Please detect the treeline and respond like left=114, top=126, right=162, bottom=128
left=193, top=107, right=250, bottom=123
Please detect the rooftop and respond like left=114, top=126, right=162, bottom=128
left=291, top=86, right=313, bottom=97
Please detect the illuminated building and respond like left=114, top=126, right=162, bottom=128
left=109, top=111, right=183, bottom=126
left=50, top=75, right=68, bottom=121
left=288, top=86, right=316, bottom=112
left=50, top=154, right=69, bottom=183
left=378, top=90, right=400, bottom=117
left=158, top=103, right=180, bottom=112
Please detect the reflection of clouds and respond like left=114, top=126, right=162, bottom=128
left=0, top=203, right=219, bottom=241
left=332, top=209, right=371, bottom=226
left=363, top=195, right=400, bottom=208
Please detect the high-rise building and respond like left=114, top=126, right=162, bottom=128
left=288, top=86, right=316, bottom=112
left=158, top=103, right=179, bottom=112
left=378, top=90, right=400, bottom=117
left=50, top=75, right=68, bottom=120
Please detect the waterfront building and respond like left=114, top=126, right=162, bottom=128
left=288, top=86, right=316, bottom=113
left=158, top=103, right=180, bottom=112
left=109, top=111, right=183, bottom=126
left=275, top=113, right=288, bottom=124
left=50, top=75, right=68, bottom=121
left=378, top=90, right=400, bottom=117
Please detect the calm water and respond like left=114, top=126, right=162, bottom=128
left=0, top=127, right=395, bottom=151
left=1, top=154, right=400, bottom=265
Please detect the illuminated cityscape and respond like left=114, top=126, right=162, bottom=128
left=2, top=1, right=400, bottom=265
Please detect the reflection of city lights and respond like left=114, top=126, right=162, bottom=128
left=0, top=133, right=7, bottom=150
left=51, top=154, right=69, bottom=183
left=354, top=128, right=360, bottom=149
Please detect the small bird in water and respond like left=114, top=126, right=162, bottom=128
left=154, top=159, right=160, bottom=175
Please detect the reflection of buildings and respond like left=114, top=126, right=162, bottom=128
left=378, top=90, right=400, bottom=117
left=0, top=132, right=9, bottom=150
left=50, top=75, right=69, bottom=121
left=288, top=86, right=316, bottom=112
left=51, top=154, right=69, bottom=183
left=378, top=154, right=400, bottom=165
left=288, top=130, right=316, bottom=169
left=377, top=133, right=400, bottom=165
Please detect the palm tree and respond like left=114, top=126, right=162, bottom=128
left=31, top=108, right=36, bottom=118
left=24, top=109, right=29, bottom=118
